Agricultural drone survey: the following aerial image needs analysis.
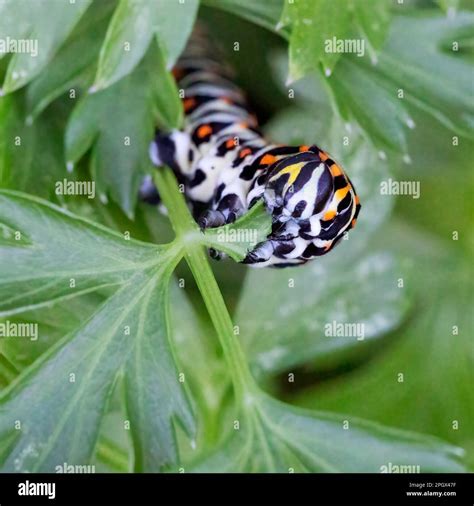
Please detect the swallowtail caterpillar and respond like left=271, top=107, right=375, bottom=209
left=140, top=28, right=360, bottom=267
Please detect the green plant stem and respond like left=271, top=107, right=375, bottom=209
left=153, top=169, right=256, bottom=401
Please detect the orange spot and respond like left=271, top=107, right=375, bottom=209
left=183, top=98, right=196, bottom=112
left=351, top=219, right=357, bottom=228
left=226, top=139, right=236, bottom=149
left=238, top=122, right=248, bottom=129
left=172, top=68, right=184, bottom=80
left=319, top=151, right=329, bottom=161
left=197, top=125, right=212, bottom=138
left=221, top=97, right=233, bottom=104
left=299, top=145, right=310, bottom=152
left=324, top=242, right=332, bottom=251
left=239, top=148, right=252, bottom=158
left=330, top=164, right=343, bottom=177
left=323, top=210, right=337, bottom=221
left=260, top=154, right=277, bottom=165
left=355, top=195, right=360, bottom=205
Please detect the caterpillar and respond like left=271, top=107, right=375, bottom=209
left=140, top=29, right=361, bottom=267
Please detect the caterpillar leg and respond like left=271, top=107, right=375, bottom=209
left=243, top=240, right=275, bottom=264
left=244, top=233, right=310, bottom=267
left=198, top=209, right=226, bottom=229
left=196, top=206, right=229, bottom=261
left=216, top=193, right=245, bottom=224
left=197, top=210, right=227, bottom=261
left=269, top=219, right=300, bottom=241
left=199, top=193, right=246, bottom=261
left=199, top=192, right=245, bottom=229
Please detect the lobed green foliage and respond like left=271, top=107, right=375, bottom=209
left=0, top=0, right=472, bottom=473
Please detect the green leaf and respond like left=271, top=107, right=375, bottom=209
left=294, top=222, right=474, bottom=468
left=0, top=0, right=92, bottom=94
left=377, top=13, right=474, bottom=138
left=281, top=0, right=352, bottom=81
left=1, top=278, right=224, bottom=470
left=0, top=93, right=34, bottom=189
left=325, top=12, right=474, bottom=154
left=93, top=0, right=199, bottom=91
left=168, top=282, right=228, bottom=452
left=95, top=436, right=129, bottom=472
left=0, top=271, right=192, bottom=472
left=201, top=201, right=272, bottom=262
left=266, top=9, right=473, bottom=154
left=0, top=355, right=17, bottom=389
left=0, top=92, right=71, bottom=198
left=237, top=250, right=410, bottom=376
left=123, top=268, right=195, bottom=472
left=437, top=0, right=460, bottom=14
left=26, top=0, right=116, bottom=120
left=66, top=45, right=181, bottom=217
left=353, top=0, right=391, bottom=55
left=203, top=0, right=286, bottom=34
left=0, top=191, right=194, bottom=471
left=397, top=100, right=474, bottom=255
left=193, top=392, right=465, bottom=472
left=210, top=0, right=390, bottom=62
left=0, top=191, right=158, bottom=315
left=328, top=58, right=411, bottom=153
left=1, top=293, right=106, bottom=371
left=2, top=294, right=130, bottom=473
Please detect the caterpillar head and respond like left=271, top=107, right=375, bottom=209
left=245, top=145, right=360, bottom=266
